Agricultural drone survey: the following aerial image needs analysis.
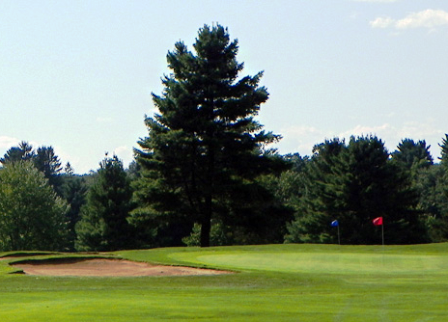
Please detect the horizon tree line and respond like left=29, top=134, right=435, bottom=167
left=1, top=134, right=448, bottom=251
left=1, top=24, right=448, bottom=251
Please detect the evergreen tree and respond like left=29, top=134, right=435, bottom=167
left=1, top=143, right=63, bottom=195
left=391, top=139, right=433, bottom=182
left=0, top=141, right=35, bottom=165
left=133, top=24, right=287, bottom=247
left=61, top=169, right=88, bottom=251
left=419, top=134, right=448, bottom=242
left=34, top=146, right=63, bottom=195
left=439, top=134, right=448, bottom=166
left=345, top=136, right=424, bottom=243
left=286, top=136, right=424, bottom=244
left=127, top=160, right=141, bottom=181
left=416, top=164, right=448, bottom=242
left=65, top=162, right=75, bottom=175
left=75, top=155, right=134, bottom=251
left=282, top=153, right=309, bottom=173
left=285, top=138, right=346, bottom=243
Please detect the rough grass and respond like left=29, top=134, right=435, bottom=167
left=0, top=244, right=447, bottom=321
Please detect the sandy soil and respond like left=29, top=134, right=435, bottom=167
left=11, top=258, right=232, bottom=277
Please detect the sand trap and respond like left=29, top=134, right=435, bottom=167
left=11, top=258, right=232, bottom=277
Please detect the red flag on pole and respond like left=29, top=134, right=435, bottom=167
left=373, top=217, right=383, bottom=226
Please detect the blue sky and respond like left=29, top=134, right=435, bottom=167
left=1, top=0, right=447, bottom=173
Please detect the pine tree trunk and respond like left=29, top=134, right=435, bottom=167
left=200, top=195, right=212, bottom=247
left=200, top=134, right=215, bottom=248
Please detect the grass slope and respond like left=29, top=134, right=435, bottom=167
left=1, top=244, right=447, bottom=321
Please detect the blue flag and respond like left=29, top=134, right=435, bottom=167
left=331, top=220, right=339, bottom=227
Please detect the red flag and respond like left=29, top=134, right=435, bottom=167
left=373, top=217, right=383, bottom=226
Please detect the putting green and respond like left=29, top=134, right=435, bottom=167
left=169, top=250, right=448, bottom=275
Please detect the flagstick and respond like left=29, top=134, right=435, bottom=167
left=381, top=223, right=384, bottom=246
left=337, top=225, right=340, bottom=245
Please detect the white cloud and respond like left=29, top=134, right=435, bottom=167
left=52, top=145, right=80, bottom=171
left=113, top=145, right=134, bottom=167
left=336, top=122, right=444, bottom=157
left=396, top=9, right=448, bottom=29
left=278, top=125, right=326, bottom=155
left=0, top=137, right=40, bottom=157
left=395, top=120, right=444, bottom=140
left=0, top=136, right=19, bottom=149
left=277, top=121, right=445, bottom=159
left=0, top=136, right=19, bottom=161
left=370, top=9, right=448, bottom=30
left=338, top=124, right=394, bottom=140
left=369, top=16, right=395, bottom=28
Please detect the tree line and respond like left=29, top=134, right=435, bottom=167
left=1, top=24, right=448, bottom=251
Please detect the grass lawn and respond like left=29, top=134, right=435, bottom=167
left=1, top=243, right=448, bottom=321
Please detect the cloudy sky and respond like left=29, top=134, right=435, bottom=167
left=1, top=0, right=447, bottom=173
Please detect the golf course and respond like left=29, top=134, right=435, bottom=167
left=0, top=243, right=447, bottom=321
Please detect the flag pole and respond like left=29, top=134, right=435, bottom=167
left=331, top=220, right=340, bottom=245
left=373, top=217, right=384, bottom=246
left=337, top=224, right=340, bottom=245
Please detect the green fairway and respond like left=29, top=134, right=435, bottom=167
left=1, top=244, right=448, bottom=321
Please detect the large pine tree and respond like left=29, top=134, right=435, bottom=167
left=133, top=24, right=287, bottom=247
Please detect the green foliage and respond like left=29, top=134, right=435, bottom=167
left=391, top=138, right=433, bottom=184
left=416, top=165, right=448, bottom=242
left=60, top=172, right=88, bottom=250
left=1, top=142, right=64, bottom=196
left=182, top=221, right=230, bottom=246
left=286, top=136, right=425, bottom=244
left=439, top=134, right=448, bottom=166
left=269, top=153, right=309, bottom=216
left=390, top=138, right=448, bottom=243
left=285, top=138, right=346, bottom=243
left=0, top=161, right=68, bottom=251
left=181, top=213, right=290, bottom=247
left=33, top=146, right=63, bottom=195
left=0, top=141, right=34, bottom=164
left=133, top=24, right=288, bottom=247
left=392, top=138, right=433, bottom=167
left=75, top=155, right=134, bottom=251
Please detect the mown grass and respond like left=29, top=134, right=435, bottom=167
left=0, top=244, right=447, bottom=321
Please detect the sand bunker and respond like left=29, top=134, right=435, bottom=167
left=11, top=258, right=232, bottom=277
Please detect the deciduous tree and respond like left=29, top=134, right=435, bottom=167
left=0, top=161, right=68, bottom=251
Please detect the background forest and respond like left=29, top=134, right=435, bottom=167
left=1, top=25, right=448, bottom=251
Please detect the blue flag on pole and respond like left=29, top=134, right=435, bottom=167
left=331, top=220, right=339, bottom=227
